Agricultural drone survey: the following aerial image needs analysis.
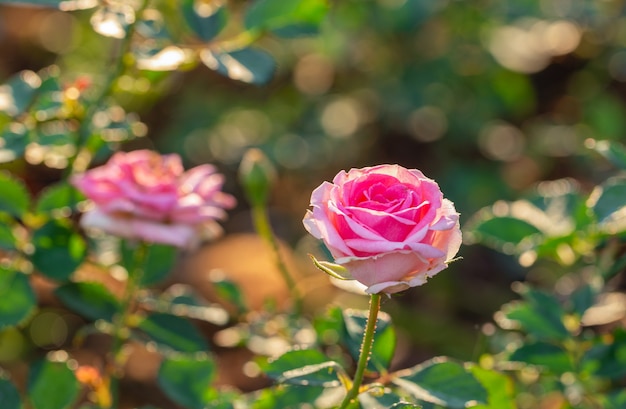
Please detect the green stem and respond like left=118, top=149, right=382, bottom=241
left=107, top=241, right=147, bottom=408
left=251, top=205, right=303, bottom=314
left=339, top=293, right=382, bottom=409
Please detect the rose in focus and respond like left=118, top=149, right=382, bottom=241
left=72, top=150, right=236, bottom=248
left=303, top=164, right=461, bottom=294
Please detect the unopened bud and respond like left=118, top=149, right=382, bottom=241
left=239, top=148, right=276, bottom=207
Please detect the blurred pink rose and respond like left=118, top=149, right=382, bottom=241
left=72, top=150, right=236, bottom=248
left=303, top=164, right=461, bottom=294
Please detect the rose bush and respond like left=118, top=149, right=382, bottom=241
left=303, top=164, right=461, bottom=294
left=72, top=150, right=236, bottom=248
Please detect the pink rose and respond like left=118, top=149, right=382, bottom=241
left=72, top=150, right=236, bottom=248
left=303, top=164, right=461, bottom=294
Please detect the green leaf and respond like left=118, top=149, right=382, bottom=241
left=588, top=176, right=626, bottom=233
left=0, top=268, right=36, bottom=328
left=181, top=0, right=228, bottom=41
left=200, top=47, right=275, bottom=85
left=251, top=385, right=325, bottom=409
left=509, top=342, right=573, bottom=374
left=32, top=219, right=87, bottom=281
left=468, top=366, right=515, bottom=409
left=0, top=123, right=29, bottom=163
left=54, top=282, right=120, bottom=322
left=583, top=329, right=626, bottom=380
left=0, top=222, right=17, bottom=251
left=90, top=3, right=135, bottom=39
left=262, top=348, right=342, bottom=387
left=0, top=377, right=22, bottom=409
left=343, top=309, right=396, bottom=373
left=359, top=391, right=420, bottom=408
left=393, top=358, right=488, bottom=409
left=570, top=284, right=596, bottom=317
left=210, top=276, right=247, bottom=314
left=142, top=244, right=178, bottom=286
left=28, top=359, right=80, bottom=409
left=35, top=182, right=85, bottom=215
left=502, top=288, right=569, bottom=342
left=136, top=313, right=209, bottom=353
left=244, top=0, right=329, bottom=35
left=0, top=172, right=30, bottom=218
left=589, top=139, right=626, bottom=170
left=466, top=216, right=542, bottom=253
left=603, top=389, right=626, bottom=409
left=158, top=354, right=216, bottom=409
left=0, top=70, right=41, bottom=117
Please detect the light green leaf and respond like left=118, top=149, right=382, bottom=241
left=469, top=366, right=515, bottom=409
left=244, top=0, right=328, bottom=35
left=0, top=172, right=30, bottom=218
left=588, top=139, right=626, bottom=170
left=28, top=359, right=80, bottom=409
left=35, top=182, right=84, bottom=215
left=0, top=268, right=36, bottom=328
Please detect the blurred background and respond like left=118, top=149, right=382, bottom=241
left=1, top=0, right=625, bottom=392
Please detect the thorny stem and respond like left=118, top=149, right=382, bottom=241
left=251, top=205, right=303, bottom=314
left=338, top=293, right=382, bottom=409
left=106, top=241, right=147, bottom=408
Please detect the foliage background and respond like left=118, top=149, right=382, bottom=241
left=1, top=0, right=626, bottom=407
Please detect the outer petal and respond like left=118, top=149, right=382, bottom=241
left=338, top=251, right=431, bottom=287
left=80, top=209, right=197, bottom=248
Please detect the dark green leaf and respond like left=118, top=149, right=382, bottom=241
left=142, top=244, right=177, bottom=286
left=200, top=47, right=275, bottom=85
left=158, top=354, right=216, bottom=409
left=136, top=313, right=209, bottom=353
left=583, top=329, right=626, bottom=380
left=0, top=70, right=41, bottom=117
left=589, top=139, right=626, bottom=170
left=509, top=342, right=573, bottom=374
left=210, top=276, right=247, bottom=314
left=0, top=268, right=36, bottom=328
left=343, top=309, right=395, bottom=373
left=30, top=72, right=63, bottom=121
left=467, top=215, right=542, bottom=253
left=35, top=120, right=77, bottom=147
left=28, top=359, right=80, bottom=409
left=0, top=378, right=22, bottom=409
left=588, top=176, right=626, bottom=233
left=0, top=172, right=30, bottom=218
left=262, top=348, right=342, bottom=387
left=54, top=282, right=120, bottom=322
left=393, top=358, right=487, bottom=409
left=35, top=182, right=84, bottom=215
left=244, top=0, right=328, bottom=35
left=503, top=288, right=569, bottom=342
left=0, top=123, right=29, bottom=163
left=468, top=366, right=515, bottom=409
left=603, top=389, right=626, bottom=409
left=570, top=284, right=596, bottom=317
left=32, top=219, right=87, bottom=281
left=359, top=391, right=420, bottom=409
left=0, top=223, right=17, bottom=251
left=181, top=0, right=228, bottom=41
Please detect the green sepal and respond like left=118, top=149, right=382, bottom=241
left=308, top=254, right=352, bottom=280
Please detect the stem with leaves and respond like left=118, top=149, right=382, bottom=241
left=338, top=293, right=382, bottom=409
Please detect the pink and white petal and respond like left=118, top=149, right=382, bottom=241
left=338, top=251, right=431, bottom=287
left=303, top=209, right=354, bottom=258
